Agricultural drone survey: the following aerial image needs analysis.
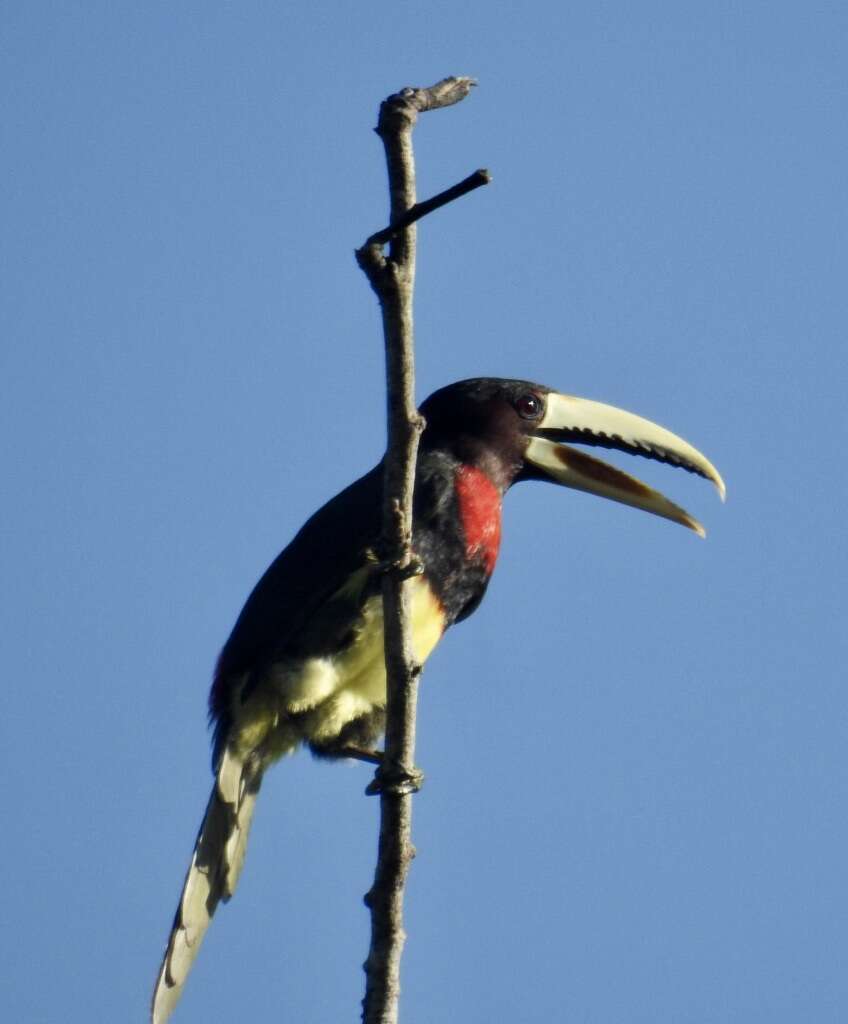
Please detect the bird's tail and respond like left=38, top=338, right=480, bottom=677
left=151, top=748, right=261, bottom=1024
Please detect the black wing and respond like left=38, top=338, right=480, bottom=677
left=209, top=464, right=383, bottom=752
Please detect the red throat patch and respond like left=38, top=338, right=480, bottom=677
left=454, top=465, right=502, bottom=574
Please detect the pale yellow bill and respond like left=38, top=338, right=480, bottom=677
left=538, top=393, right=726, bottom=501
left=525, top=437, right=708, bottom=536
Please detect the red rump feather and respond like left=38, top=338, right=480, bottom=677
left=454, top=465, right=502, bottom=574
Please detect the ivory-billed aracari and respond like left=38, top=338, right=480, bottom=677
left=152, top=377, right=724, bottom=1022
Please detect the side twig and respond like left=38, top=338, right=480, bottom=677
left=364, top=168, right=491, bottom=248
left=355, top=76, right=486, bottom=1024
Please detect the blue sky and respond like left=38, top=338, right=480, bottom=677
left=3, top=3, right=847, bottom=1022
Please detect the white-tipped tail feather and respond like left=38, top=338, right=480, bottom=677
left=151, top=750, right=260, bottom=1024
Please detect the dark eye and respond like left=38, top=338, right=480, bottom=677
left=515, top=392, right=543, bottom=420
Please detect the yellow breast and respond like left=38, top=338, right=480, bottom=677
left=235, top=575, right=447, bottom=757
left=302, top=575, right=446, bottom=744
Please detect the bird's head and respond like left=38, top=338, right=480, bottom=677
left=419, top=378, right=725, bottom=536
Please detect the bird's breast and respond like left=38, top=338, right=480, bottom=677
left=286, top=574, right=446, bottom=745
left=454, top=465, right=502, bottom=574
left=328, top=574, right=446, bottom=703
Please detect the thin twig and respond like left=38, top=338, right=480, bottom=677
left=355, top=76, right=481, bottom=1024
left=364, top=169, right=491, bottom=248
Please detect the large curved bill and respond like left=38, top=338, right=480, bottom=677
left=537, top=393, right=725, bottom=501
left=525, top=437, right=708, bottom=536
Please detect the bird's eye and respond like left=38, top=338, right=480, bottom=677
left=515, top=393, right=543, bottom=420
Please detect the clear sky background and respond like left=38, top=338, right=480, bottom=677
left=3, top=4, right=847, bottom=1022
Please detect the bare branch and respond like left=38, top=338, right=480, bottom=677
left=355, top=77, right=480, bottom=1024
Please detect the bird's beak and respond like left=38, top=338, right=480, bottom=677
left=525, top=393, right=725, bottom=537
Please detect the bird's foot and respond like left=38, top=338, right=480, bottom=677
left=372, top=551, right=425, bottom=580
left=365, top=758, right=425, bottom=796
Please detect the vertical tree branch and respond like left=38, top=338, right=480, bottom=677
left=355, top=76, right=484, bottom=1024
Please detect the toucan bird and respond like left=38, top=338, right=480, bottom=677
left=152, top=377, right=724, bottom=1023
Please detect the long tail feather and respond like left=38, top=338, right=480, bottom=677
left=151, top=750, right=261, bottom=1024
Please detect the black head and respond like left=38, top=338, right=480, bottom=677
left=419, top=378, right=550, bottom=492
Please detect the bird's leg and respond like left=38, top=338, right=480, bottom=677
left=313, top=743, right=424, bottom=793
left=309, top=737, right=385, bottom=765
left=336, top=744, right=384, bottom=765
left=308, top=723, right=424, bottom=792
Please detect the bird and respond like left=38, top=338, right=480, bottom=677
left=151, top=377, right=724, bottom=1023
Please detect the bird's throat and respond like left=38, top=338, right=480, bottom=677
left=454, top=465, right=502, bottom=574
